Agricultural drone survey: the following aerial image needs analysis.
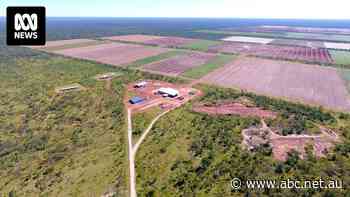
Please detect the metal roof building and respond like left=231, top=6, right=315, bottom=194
left=158, top=88, right=179, bottom=98
left=129, top=96, right=144, bottom=104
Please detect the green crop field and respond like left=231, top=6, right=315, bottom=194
left=181, top=39, right=222, bottom=51
left=182, top=54, right=235, bottom=79
left=330, top=50, right=350, bottom=66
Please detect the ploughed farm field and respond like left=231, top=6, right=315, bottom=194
left=142, top=51, right=216, bottom=76
left=31, top=35, right=350, bottom=112
left=201, top=57, right=350, bottom=112
left=52, top=42, right=169, bottom=67
left=3, top=18, right=350, bottom=196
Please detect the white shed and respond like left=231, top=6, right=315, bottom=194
left=158, top=88, right=179, bottom=98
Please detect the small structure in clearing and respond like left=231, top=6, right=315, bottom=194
left=157, top=87, right=179, bottom=98
left=55, top=83, right=85, bottom=94
left=95, top=72, right=120, bottom=81
left=129, top=96, right=145, bottom=104
left=134, top=81, right=147, bottom=88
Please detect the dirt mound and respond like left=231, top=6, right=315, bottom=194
left=193, top=102, right=277, bottom=119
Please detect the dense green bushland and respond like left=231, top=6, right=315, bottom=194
left=0, top=46, right=189, bottom=196
left=0, top=53, right=132, bottom=196
left=136, top=85, right=350, bottom=197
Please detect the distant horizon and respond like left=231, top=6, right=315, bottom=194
left=1, top=0, right=350, bottom=19
left=1, top=16, right=350, bottom=21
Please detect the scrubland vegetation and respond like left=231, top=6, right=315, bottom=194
left=135, top=85, right=350, bottom=197
left=2, top=19, right=350, bottom=196
left=0, top=53, right=131, bottom=196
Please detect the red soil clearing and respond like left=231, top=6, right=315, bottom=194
left=208, top=42, right=333, bottom=64
left=143, top=52, right=215, bottom=76
left=193, top=102, right=277, bottom=119
left=201, top=57, right=350, bottom=112
left=54, top=42, right=168, bottom=67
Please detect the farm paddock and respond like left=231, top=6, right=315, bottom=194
left=330, top=50, right=350, bottom=65
left=52, top=42, right=169, bottom=67
left=103, top=34, right=165, bottom=43
left=30, top=39, right=98, bottom=49
left=103, top=34, right=198, bottom=47
left=270, top=39, right=325, bottom=48
left=208, top=42, right=333, bottom=64
left=143, top=36, right=198, bottom=47
left=142, top=52, right=216, bottom=76
left=201, top=57, right=350, bottom=112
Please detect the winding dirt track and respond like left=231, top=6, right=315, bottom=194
left=127, top=109, right=170, bottom=197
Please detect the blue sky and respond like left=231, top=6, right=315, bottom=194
left=1, top=0, right=350, bottom=19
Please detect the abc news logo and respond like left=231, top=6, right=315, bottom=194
left=7, top=7, right=46, bottom=45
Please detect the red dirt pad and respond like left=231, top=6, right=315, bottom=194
left=193, top=102, right=277, bottom=119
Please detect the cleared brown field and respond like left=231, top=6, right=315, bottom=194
left=103, top=34, right=165, bottom=43
left=104, top=34, right=198, bottom=47
left=30, top=39, right=98, bottom=49
left=143, top=36, right=198, bottom=47
left=208, top=42, right=333, bottom=63
left=53, top=42, right=169, bottom=67
left=201, top=57, right=350, bottom=111
left=142, top=52, right=215, bottom=76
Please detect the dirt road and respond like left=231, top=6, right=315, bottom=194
left=127, top=109, right=137, bottom=197
left=127, top=109, right=170, bottom=197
